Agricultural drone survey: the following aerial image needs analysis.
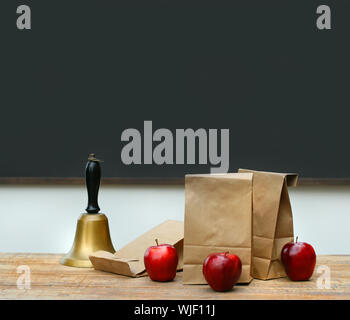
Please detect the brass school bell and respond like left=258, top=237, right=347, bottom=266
left=60, top=154, right=115, bottom=268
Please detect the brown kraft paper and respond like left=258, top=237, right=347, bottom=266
left=183, top=173, right=253, bottom=284
left=89, top=219, right=184, bottom=277
left=238, top=169, right=298, bottom=280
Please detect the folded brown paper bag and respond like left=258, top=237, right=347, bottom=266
left=238, top=169, right=298, bottom=280
left=89, top=220, right=184, bottom=277
left=183, top=173, right=253, bottom=284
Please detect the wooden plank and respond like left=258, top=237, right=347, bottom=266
left=1, top=177, right=350, bottom=185
left=0, top=254, right=349, bottom=300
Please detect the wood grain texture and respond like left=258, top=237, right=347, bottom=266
left=0, top=254, right=349, bottom=300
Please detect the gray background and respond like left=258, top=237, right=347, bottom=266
left=0, top=0, right=348, bottom=178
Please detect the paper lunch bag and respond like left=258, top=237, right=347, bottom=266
left=183, top=173, right=253, bottom=284
left=239, top=169, right=298, bottom=280
left=89, top=220, right=184, bottom=277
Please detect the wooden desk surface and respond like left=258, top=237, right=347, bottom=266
left=0, top=254, right=349, bottom=300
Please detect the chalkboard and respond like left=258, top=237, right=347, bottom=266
left=1, top=0, right=349, bottom=182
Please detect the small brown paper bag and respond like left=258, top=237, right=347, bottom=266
left=89, top=220, right=184, bottom=277
left=183, top=173, right=253, bottom=284
left=238, top=169, right=298, bottom=280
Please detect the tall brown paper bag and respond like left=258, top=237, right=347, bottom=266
left=183, top=173, right=253, bottom=284
left=238, top=169, right=298, bottom=280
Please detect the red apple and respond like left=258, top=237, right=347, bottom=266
left=144, top=239, right=178, bottom=282
left=281, top=237, right=316, bottom=281
left=203, top=252, right=242, bottom=292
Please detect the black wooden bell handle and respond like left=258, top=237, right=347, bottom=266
left=85, top=153, right=101, bottom=214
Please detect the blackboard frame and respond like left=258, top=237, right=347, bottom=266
left=0, top=177, right=349, bottom=185
left=2, top=1, right=350, bottom=183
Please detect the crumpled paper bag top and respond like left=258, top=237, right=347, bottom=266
left=89, top=219, right=184, bottom=277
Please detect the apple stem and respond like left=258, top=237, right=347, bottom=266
left=296, top=236, right=298, bottom=243
left=224, top=251, right=229, bottom=256
left=155, top=239, right=159, bottom=246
